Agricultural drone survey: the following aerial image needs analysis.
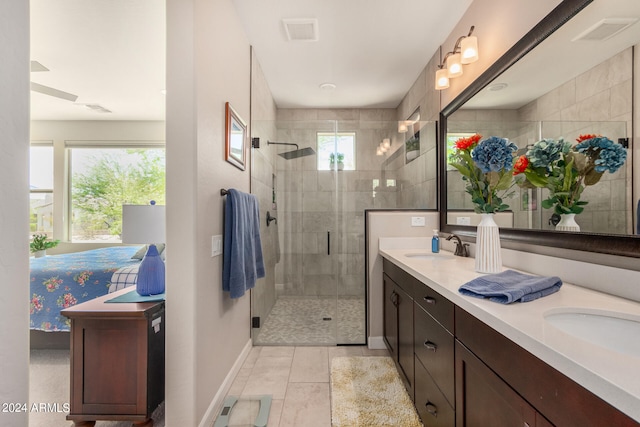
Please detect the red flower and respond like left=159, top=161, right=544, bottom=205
left=455, top=134, right=482, bottom=151
left=576, top=134, right=598, bottom=143
left=513, top=155, right=529, bottom=175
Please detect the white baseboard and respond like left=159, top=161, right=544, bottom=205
left=368, top=336, right=386, bottom=350
left=198, top=339, right=252, bottom=427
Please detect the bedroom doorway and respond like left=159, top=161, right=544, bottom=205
left=28, top=0, right=166, bottom=343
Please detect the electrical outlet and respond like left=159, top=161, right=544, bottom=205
left=457, top=217, right=471, bottom=225
left=411, top=216, right=426, bottom=227
left=211, top=235, right=223, bottom=257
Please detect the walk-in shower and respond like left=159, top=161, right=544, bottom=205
left=250, top=116, right=431, bottom=346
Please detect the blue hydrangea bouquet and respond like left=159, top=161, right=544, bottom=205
left=513, top=134, right=627, bottom=215
left=449, top=134, right=518, bottom=213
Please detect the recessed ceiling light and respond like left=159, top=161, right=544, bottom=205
left=488, top=83, right=508, bottom=91
left=319, top=83, right=336, bottom=90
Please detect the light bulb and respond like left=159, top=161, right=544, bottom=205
left=382, top=138, right=391, bottom=149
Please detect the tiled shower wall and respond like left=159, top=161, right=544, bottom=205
left=272, top=108, right=401, bottom=297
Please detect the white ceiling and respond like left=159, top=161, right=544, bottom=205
left=29, top=0, right=473, bottom=120
left=30, top=0, right=166, bottom=121
left=232, top=0, right=473, bottom=109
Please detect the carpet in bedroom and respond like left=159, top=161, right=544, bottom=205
left=29, top=349, right=164, bottom=427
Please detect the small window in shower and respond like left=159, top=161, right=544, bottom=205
left=316, top=132, right=356, bottom=171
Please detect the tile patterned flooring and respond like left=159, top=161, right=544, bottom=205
left=224, top=346, right=389, bottom=427
left=254, top=297, right=366, bottom=346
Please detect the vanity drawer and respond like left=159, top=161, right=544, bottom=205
left=414, top=303, right=455, bottom=407
left=414, top=280, right=454, bottom=332
left=414, top=355, right=455, bottom=427
left=383, top=258, right=421, bottom=296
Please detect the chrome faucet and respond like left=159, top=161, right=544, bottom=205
left=446, top=234, right=469, bottom=257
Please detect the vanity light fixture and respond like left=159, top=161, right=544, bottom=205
left=435, top=26, right=479, bottom=90
left=398, top=121, right=408, bottom=133
left=377, top=138, right=392, bottom=156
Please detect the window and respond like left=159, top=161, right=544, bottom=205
left=317, top=132, right=356, bottom=171
left=69, top=146, right=165, bottom=243
left=30, top=145, right=54, bottom=237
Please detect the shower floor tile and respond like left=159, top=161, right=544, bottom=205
left=254, top=296, right=365, bottom=346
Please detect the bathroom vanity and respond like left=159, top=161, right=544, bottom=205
left=380, top=249, right=640, bottom=427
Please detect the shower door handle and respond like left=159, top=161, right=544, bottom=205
left=327, top=231, right=330, bottom=255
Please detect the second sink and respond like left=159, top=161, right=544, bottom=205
left=544, top=308, right=640, bottom=358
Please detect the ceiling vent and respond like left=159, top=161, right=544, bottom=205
left=572, top=18, right=638, bottom=42
left=282, top=18, right=319, bottom=42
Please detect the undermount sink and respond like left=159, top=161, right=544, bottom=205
left=544, top=308, right=640, bottom=358
left=404, top=253, right=455, bottom=260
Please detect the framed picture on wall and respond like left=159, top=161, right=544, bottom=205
left=404, top=108, right=421, bottom=164
left=225, top=102, right=247, bottom=170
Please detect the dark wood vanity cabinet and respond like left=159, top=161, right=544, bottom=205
left=455, top=307, right=639, bottom=427
left=455, top=340, right=552, bottom=427
left=382, top=260, right=639, bottom=427
left=413, top=284, right=455, bottom=427
left=383, top=270, right=414, bottom=397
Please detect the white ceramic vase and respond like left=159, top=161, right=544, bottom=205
left=34, top=250, right=46, bottom=258
left=556, top=213, right=580, bottom=232
left=475, top=213, right=502, bottom=273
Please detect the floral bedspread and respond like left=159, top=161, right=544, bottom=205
left=30, top=246, right=141, bottom=332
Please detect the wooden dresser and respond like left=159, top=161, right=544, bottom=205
left=61, top=287, right=165, bottom=427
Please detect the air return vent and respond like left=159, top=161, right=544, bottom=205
left=282, top=18, right=319, bottom=42
left=572, top=18, right=638, bottom=42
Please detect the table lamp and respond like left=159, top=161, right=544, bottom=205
left=122, top=202, right=166, bottom=295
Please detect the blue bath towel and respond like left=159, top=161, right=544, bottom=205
left=459, top=270, right=562, bottom=304
left=223, top=189, right=265, bottom=299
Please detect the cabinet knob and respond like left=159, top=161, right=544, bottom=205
left=423, top=296, right=436, bottom=304
left=424, top=341, right=438, bottom=352
left=425, top=402, right=438, bottom=417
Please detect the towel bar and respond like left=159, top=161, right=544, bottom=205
left=220, top=189, right=229, bottom=196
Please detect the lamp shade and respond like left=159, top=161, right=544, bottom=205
left=122, top=204, right=166, bottom=296
left=446, top=53, right=463, bottom=78
left=122, top=204, right=166, bottom=244
left=435, top=68, right=450, bottom=90
left=460, top=36, right=479, bottom=64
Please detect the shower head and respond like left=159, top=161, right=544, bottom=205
left=267, top=141, right=316, bottom=160
left=279, top=147, right=316, bottom=159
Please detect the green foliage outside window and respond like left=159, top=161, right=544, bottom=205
left=71, top=148, right=165, bottom=241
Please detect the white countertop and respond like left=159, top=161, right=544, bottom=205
left=379, top=242, right=640, bottom=422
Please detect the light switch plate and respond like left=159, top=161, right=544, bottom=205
left=211, top=235, right=223, bottom=257
left=456, top=217, right=471, bottom=225
left=411, top=216, right=426, bottom=227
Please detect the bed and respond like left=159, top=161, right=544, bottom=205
left=30, top=246, right=142, bottom=332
